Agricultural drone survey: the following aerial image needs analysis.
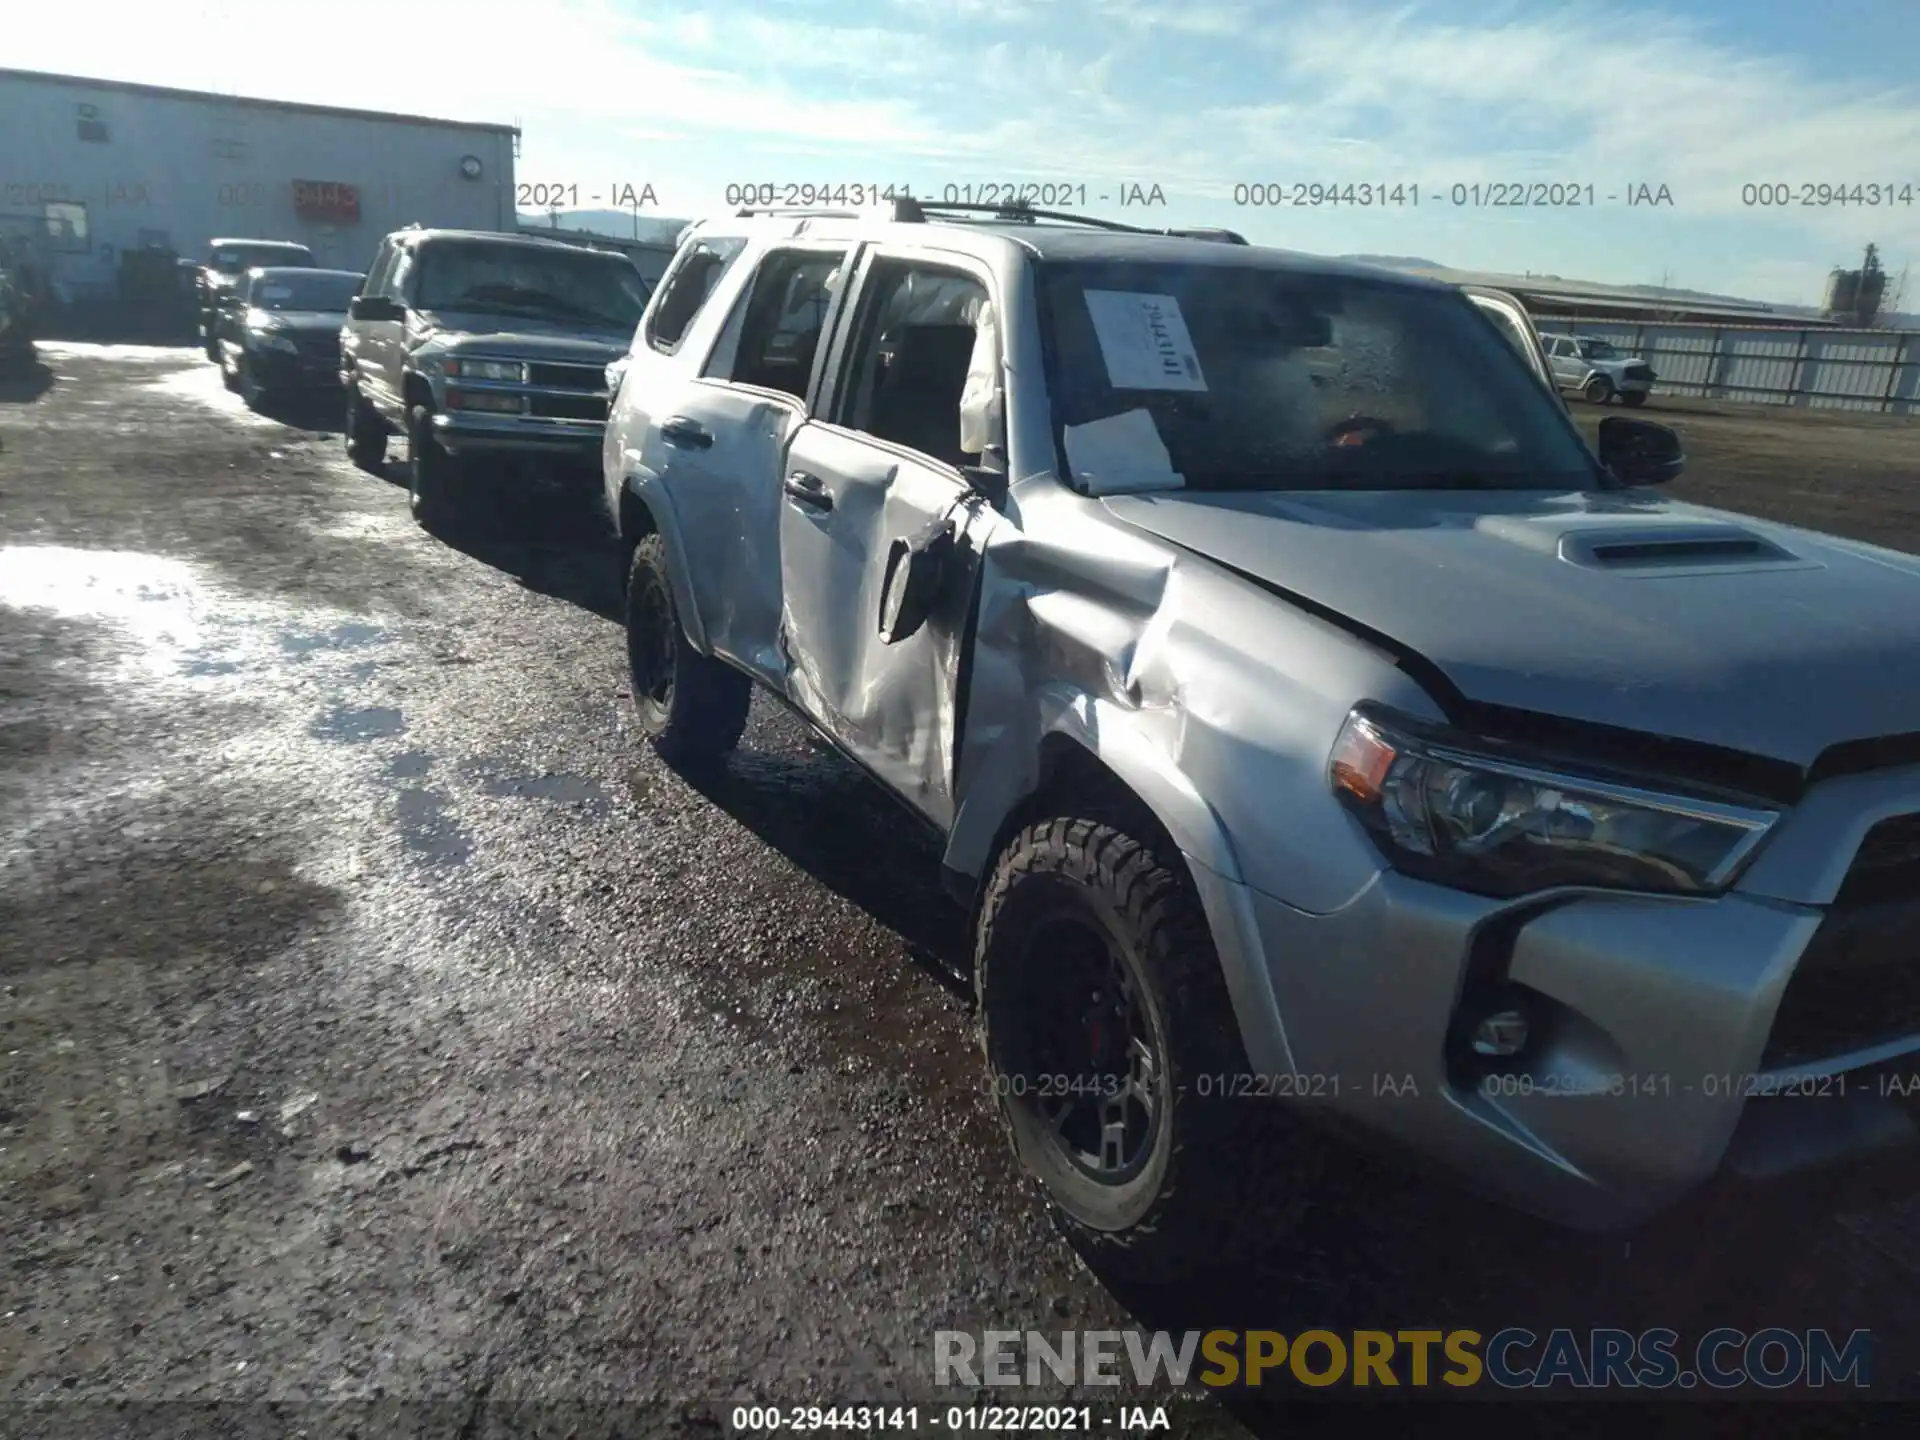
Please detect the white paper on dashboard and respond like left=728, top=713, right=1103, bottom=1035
left=1061, top=408, right=1186, bottom=495
left=1082, top=290, right=1208, bottom=391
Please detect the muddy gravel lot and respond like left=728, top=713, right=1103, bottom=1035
left=2, top=348, right=1918, bottom=1437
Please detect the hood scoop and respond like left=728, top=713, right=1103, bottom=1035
left=1557, top=525, right=1805, bottom=573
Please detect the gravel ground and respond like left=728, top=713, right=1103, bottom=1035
left=2, top=348, right=1917, bottom=1437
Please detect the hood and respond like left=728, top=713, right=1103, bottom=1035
left=1104, top=486, right=1920, bottom=769
left=411, top=308, right=631, bottom=362
left=256, top=310, right=345, bottom=331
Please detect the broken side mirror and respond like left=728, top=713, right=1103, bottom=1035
left=1597, top=416, right=1685, bottom=486
left=878, top=515, right=958, bottom=645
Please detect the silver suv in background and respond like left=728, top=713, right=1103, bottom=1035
left=1542, top=330, right=1657, bottom=406
left=340, top=228, right=651, bottom=529
left=604, top=199, right=1920, bottom=1278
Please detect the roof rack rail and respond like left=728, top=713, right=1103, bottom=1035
left=914, top=201, right=1250, bottom=244
left=730, top=197, right=1251, bottom=244
left=735, top=196, right=926, bottom=223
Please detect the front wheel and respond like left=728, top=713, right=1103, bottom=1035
left=407, top=402, right=459, bottom=528
left=976, top=816, right=1322, bottom=1282
left=1620, top=390, right=1649, bottom=408
left=238, top=354, right=266, bottom=410
left=625, top=533, right=750, bottom=766
left=345, top=385, right=387, bottom=472
left=1582, top=375, right=1615, bottom=405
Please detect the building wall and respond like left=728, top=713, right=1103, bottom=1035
left=0, top=71, right=517, bottom=296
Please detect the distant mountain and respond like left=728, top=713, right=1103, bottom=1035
left=516, top=208, right=690, bottom=247
left=1337, top=254, right=1446, bottom=271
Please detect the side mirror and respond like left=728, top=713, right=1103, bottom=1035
left=349, top=294, right=401, bottom=322
left=1597, top=416, right=1684, bottom=486
left=878, top=516, right=958, bottom=645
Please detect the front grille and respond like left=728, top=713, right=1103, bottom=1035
left=295, top=333, right=340, bottom=361
left=1837, top=814, right=1920, bottom=907
left=526, top=361, right=605, bottom=392
left=528, top=392, right=606, bottom=421
left=1763, top=819, right=1920, bottom=1070
left=1625, top=363, right=1655, bottom=381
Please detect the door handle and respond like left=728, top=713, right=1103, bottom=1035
left=783, top=470, right=833, bottom=510
left=660, top=415, right=713, bottom=450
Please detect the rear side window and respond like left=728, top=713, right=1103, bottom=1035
left=705, top=247, right=850, bottom=400
left=644, top=238, right=746, bottom=354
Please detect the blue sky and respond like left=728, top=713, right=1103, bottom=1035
left=15, top=0, right=1920, bottom=304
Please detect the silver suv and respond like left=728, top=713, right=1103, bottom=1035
left=604, top=199, right=1920, bottom=1277
left=1541, top=330, right=1657, bottom=406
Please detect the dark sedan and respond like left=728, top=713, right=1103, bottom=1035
left=215, top=267, right=363, bottom=408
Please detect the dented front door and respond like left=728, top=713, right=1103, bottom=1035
left=777, top=424, right=992, bottom=829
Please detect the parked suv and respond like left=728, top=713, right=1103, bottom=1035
left=606, top=198, right=1920, bottom=1276
left=1541, top=330, right=1656, bottom=406
left=341, top=228, right=650, bottom=528
left=197, top=239, right=316, bottom=361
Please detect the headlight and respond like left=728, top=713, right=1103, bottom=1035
left=1328, top=707, right=1779, bottom=897
left=444, top=357, right=525, bottom=382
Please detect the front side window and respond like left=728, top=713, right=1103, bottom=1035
left=411, top=242, right=649, bottom=331
left=836, top=261, right=992, bottom=469
left=1578, top=338, right=1620, bottom=360
left=1037, top=260, right=1596, bottom=493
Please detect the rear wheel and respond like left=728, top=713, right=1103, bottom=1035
left=1582, top=375, right=1615, bottom=405
left=976, top=816, right=1322, bottom=1282
left=345, top=386, right=387, bottom=471
left=407, top=402, right=458, bottom=528
left=625, top=532, right=750, bottom=766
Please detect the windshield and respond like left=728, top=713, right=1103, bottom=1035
left=412, top=243, right=649, bottom=331
left=248, top=272, right=361, bottom=311
left=1578, top=338, right=1620, bottom=359
left=213, top=246, right=314, bottom=274
left=1038, top=261, right=1597, bottom=493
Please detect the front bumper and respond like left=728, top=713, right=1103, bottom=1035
left=429, top=411, right=604, bottom=460
left=1190, top=765, right=1920, bottom=1230
left=249, top=346, right=341, bottom=390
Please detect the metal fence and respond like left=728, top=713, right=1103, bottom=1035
left=1544, top=316, right=1920, bottom=416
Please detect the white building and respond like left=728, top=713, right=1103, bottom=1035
left=0, top=67, right=518, bottom=297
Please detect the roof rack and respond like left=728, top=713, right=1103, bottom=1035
left=731, top=196, right=1249, bottom=244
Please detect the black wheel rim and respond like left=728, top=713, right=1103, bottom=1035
left=1006, top=913, right=1161, bottom=1185
left=627, top=567, right=676, bottom=709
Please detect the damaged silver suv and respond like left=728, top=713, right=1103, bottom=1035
left=605, top=199, right=1920, bottom=1278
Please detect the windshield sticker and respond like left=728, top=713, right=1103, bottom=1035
left=1061, top=408, right=1185, bottom=495
left=1082, top=290, right=1207, bottom=392
left=257, top=285, right=293, bottom=301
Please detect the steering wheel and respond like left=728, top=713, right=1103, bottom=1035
left=1325, top=415, right=1396, bottom=448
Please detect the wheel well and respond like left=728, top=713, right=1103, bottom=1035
left=618, top=485, right=657, bottom=548
left=968, top=736, right=1181, bottom=898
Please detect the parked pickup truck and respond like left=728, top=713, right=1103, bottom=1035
left=605, top=197, right=1920, bottom=1279
left=340, top=228, right=651, bottom=528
